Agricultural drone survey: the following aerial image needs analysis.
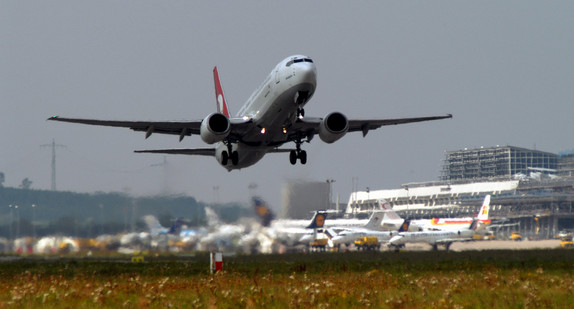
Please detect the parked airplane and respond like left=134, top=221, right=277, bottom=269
left=48, top=55, right=452, bottom=170
left=409, top=195, right=491, bottom=232
left=142, top=215, right=206, bottom=239
left=252, top=197, right=393, bottom=231
left=329, top=210, right=402, bottom=247
left=388, top=218, right=482, bottom=251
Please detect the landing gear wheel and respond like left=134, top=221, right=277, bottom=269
left=299, top=150, right=307, bottom=164
left=290, top=150, right=297, bottom=165
left=221, top=151, right=229, bottom=165
left=231, top=151, right=239, bottom=165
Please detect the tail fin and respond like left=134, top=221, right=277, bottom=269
left=142, top=215, right=165, bottom=234
left=477, top=195, right=491, bottom=220
left=364, top=211, right=384, bottom=230
left=213, top=67, right=230, bottom=117
left=307, top=211, right=327, bottom=229
left=252, top=196, right=275, bottom=227
left=398, top=219, right=410, bottom=232
left=379, top=200, right=402, bottom=221
left=168, top=217, right=185, bottom=235
left=469, top=218, right=479, bottom=231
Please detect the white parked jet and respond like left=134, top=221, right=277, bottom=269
left=409, top=195, right=491, bottom=232
left=329, top=209, right=402, bottom=247
left=388, top=218, right=482, bottom=251
left=48, top=55, right=452, bottom=170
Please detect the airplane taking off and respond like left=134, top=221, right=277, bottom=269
left=48, top=55, right=452, bottom=170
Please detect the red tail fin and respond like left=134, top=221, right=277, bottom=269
left=213, top=67, right=230, bottom=117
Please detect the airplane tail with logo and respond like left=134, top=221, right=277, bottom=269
left=213, top=67, right=231, bottom=117
left=364, top=211, right=385, bottom=230
left=307, top=211, right=327, bottom=229
left=477, top=195, right=491, bottom=222
left=378, top=200, right=404, bottom=230
left=168, top=217, right=185, bottom=235
left=252, top=196, right=275, bottom=227
left=398, top=219, right=411, bottom=232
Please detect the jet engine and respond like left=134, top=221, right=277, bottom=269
left=200, top=112, right=231, bottom=144
left=319, top=112, right=348, bottom=143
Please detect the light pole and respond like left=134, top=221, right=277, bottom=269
left=248, top=183, right=258, bottom=197
left=326, top=179, right=335, bottom=210
left=99, top=204, right=104, bottom=235
left=14, top=205, right=20, bottom=240
left=213, top=186, right=220, bottom=205
left=9, top=205, right=13, bottom=242
left=366, top=187, right=370, bottom=210
left=32, top=204, right=36, bottom=238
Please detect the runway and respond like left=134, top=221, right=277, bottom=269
left=398, top=239, right=562, bottom=252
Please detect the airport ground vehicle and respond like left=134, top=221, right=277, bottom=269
left=560, top=239, right=574, bottom=248
left=511, top=232, right=523, bottom=241
left=309, top=238, right=328, bottom=252
left=354, top=236, right=380, bottom=251
left=473, top=231, right=495, bottom=240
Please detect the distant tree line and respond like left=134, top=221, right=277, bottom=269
left=0, top=186, right=250, bottom=239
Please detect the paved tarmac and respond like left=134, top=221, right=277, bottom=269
left=397, top=239, right=562, bottom=252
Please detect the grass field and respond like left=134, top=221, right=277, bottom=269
left=1, top=249, right=573, bottom=308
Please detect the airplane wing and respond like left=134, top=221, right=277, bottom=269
left=289, top=114, right=452, bottom=140
left=435, top=237, right=474, bottom=245
left=347, top=114, right=453, bottom=137
left=134, top=148, right=215, bottom=156
left=47, top=116, right=252, bottom=141
left=134, top=147, right=294, bottom=156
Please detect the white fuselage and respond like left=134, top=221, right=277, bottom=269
left=409, top=218, right=490, bottom=232
left=388, top=229, right=474, bottom=247
left=331, top=229, right=398, bottom=246
left=216, top=55, right=317, bottom=170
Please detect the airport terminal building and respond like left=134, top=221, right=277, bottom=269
left=346, top=146, right=574, bottom=239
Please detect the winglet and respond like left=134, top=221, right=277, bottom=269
left=213, top=67, right=230, bottom=117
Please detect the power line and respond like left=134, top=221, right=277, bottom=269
left=40, top=139, right=66, bottom=191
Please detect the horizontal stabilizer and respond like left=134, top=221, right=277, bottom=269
left=135, top=148, right=215, bottom=156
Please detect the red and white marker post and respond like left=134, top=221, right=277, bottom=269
left=210, top=252, right=223, bottom=273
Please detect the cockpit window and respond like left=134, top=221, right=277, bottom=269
left=287, top=58, right=313, bottom=67
left=292, top=58, right=313, bottom=64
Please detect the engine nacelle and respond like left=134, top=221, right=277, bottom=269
left=200, top=112, right=231, bottom=144
left=319, top=112, right=349, bottom=143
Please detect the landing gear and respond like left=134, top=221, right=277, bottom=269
left=230, top=150, right=239, bottom=165
left=222, top=142, right=239, bottom=166
left=289, top=136, right=307, bottom=165
left=221, top=151, right=229, bottom=166
left=289, top=150, right=307, bottom=165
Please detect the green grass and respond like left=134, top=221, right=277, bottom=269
left=0, top=249, right=573, bottom=308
